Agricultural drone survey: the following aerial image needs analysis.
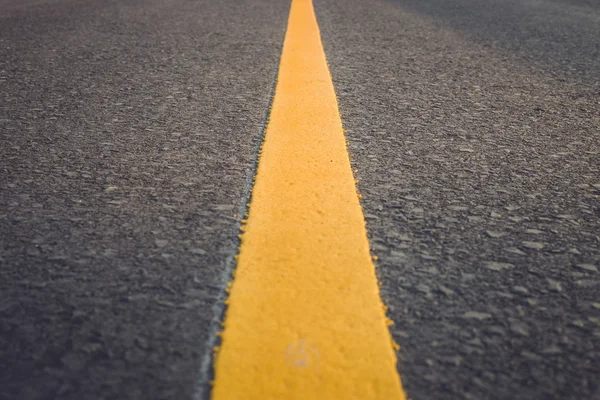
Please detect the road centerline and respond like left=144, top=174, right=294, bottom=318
left=211, top=0, right=406, bottom=398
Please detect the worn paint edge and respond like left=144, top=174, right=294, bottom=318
left=192, top=9, right=290, bottom=399
left=311, top=0, right=405, bottom=375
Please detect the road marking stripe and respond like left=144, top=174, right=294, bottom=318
left=211, top=0, right=405, bottom=398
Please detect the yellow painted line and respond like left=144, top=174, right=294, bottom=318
left=211, top=0, right=406, bottom=399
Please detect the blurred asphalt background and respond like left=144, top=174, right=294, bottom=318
left=1, top=0, right=599, bottom=399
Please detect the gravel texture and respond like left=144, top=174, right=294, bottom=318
left=316, top=0, right=600, bottom=398
left=0, top=0, right=287, bottom=398
left=2, top=0, right=599, bottom=399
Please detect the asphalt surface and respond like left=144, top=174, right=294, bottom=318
left=1, top=0, right=599, bottom=399
left=317, top=0, right=600, bottom=399
left=0, top=0, right=288, bottom=398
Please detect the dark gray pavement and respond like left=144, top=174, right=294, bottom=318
left=1, top=0, right=599, bottom=399
left=0, top=0, right=288, bottom=398
left=316, top=0, right=600, bottom=399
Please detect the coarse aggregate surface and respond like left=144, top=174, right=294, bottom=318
left=316, top=0, right=600, bottom=398
left=0, top=0, right=288, bottom=398
left=2, top=0, right=600, bottom=398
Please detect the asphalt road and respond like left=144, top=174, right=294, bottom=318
left=317, top=0, right=600, bottom=399
left=0, top=0, right=288, bottom=398
left=1, top=0, right=599, bottom=399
